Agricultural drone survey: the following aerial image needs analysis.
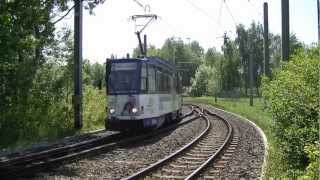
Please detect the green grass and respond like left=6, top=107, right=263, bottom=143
left=184, top=96, right=286, bottom=179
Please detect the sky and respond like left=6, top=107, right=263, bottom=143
left=57, top=0, right=318, bottom=63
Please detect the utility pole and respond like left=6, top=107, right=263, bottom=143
left=249, top=46, right=254, bottom=106
left=263, top=2, right=270, bottom=78
left=215, top=32, right=228, bottom=102
left=281, top=0, right=289, bottom=61
left=317, top=0, right=320, bottom=45
left=173, top=45, right=176, bottom=65
left=74, top=0, right=83, bottom=129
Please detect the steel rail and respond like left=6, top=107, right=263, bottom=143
left=0, top=105, right=196, bottom=177
left=123, top=105, right=233, bottom=180
left=185, top=108, right=233, bottom=179
left=0, top=105, right=194, bottom=167
left=122, top=109, right=209, bottom=180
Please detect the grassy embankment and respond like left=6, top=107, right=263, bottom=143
left=184, top=96, right=284, bottom=178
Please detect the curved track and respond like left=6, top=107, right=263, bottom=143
left=0, top=105, right=196, bottom=178
left=123, top=106, right=237, bottom=180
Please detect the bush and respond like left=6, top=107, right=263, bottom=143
left=82, top=86, right=106, bottom=131
left=303, top=141, right=320, bottom=179
left=262, top=46, right=319, bottom=171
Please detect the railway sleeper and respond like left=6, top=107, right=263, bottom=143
left=169, top=164, right=199, bottom=169
left=193, top=146, right=217, bottom=150
left=185, top=152, right=209, bottom=157
left=152, top=174, right=185, bottom=179
left=198, top=142, right=219, bottom=146
left=161, top=168, right=193, bottom=175
left=204, top=175, right=220, bottom=179
left=197, top=145, right=218, bottom=149
left=181, top=156, right=207, bottom=161
left=190, top=149, right=215, bottom=154
left=176, top=159, right=203, bottom=164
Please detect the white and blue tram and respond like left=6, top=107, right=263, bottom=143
left=105, top=57, right=183, bottom=131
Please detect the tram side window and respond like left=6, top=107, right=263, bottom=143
left=165, top=75, right=169, bottom=92
left=175, top=73, right=179, bottom=92
left=169, top=75, right=173, bottom=92
left=141, top=63, right=147, bottom=92
left=178, top=75, right=182, bottom=93
left=155, top=68, right=174, bottom=93
left=161, top=72, right=166, bottom=92
left=156, top=69, right=161, bottom=92
left=148, top=65, right=156, bottom=93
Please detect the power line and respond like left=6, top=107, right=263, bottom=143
left=215, top=0, right=225, bottom=38
left=217, top=0, right=224, bottom=28
left=247, top=0, right=263, bottom=18
left=223, top=1, right=238, bottom=27
left=132, top=0, right=144, bottom=9
left=184, top=0, right=220, bottom=28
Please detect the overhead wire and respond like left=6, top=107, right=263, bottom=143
left=184, top=0, right=221, bottom=29
left=217, top=0, right=224, bottom=28
left=215, top=0, right=225, bottom=38
left=247, top=0, right=264, bottom=18
left=223, top=1, right=238, bottom=27
left=183, top=0, right=229, bottom=46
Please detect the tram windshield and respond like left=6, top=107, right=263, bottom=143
left=107, top=62, right=140, bottom=94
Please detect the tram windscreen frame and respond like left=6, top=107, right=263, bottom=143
left=107, top=61, right=140, bottom=95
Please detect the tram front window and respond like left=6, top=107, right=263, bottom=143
left=108, top=62, right=139, bottom=94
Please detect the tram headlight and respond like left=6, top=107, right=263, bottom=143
left=109, top=108, right=115, bottom=114
left=131, top=107, right=138, bottom=113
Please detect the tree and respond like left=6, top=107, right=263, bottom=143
left=158, top=38, right=201, bottom=87
left=90, top=62, right=105, bottom=89
left=221, top=36, right=240, bottom=93
left=0, top=0, right=105, bottom=147
left=235, top=22, right=264, bottom=96
left=269, top=33, right=282, bottom=69
left=204, top=47, right=222, bottom=67
left=236, top=24, right=249, bottom=95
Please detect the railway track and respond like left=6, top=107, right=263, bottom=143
left=123, top=106, right=238, bottom=180
left=0, top=105, right=197, bottom=178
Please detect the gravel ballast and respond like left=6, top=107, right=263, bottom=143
left=201, top=104, right=266, bottom=179
left=33, top=110, right=206, bottom=179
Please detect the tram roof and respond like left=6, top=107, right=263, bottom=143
left=106, top=56, right=176, bottom=72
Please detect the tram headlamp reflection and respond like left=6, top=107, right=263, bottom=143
left=132, top=107, right=138, bottom=113
left=109, top=108, right=115, bottom=114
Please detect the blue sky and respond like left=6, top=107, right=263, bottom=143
left=57, top=0, right=318, bottom=63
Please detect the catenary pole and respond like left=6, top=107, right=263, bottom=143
left=263, top=2, right=270, bottom=78
left=281, top=0, right=289, bottom=61
left=317, top=0, right=320, bottom=44
left=249, top=47, right=253, bottom=106
left=74, top=0, right=83, bottom=129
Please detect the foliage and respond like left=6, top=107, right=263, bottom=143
left=190, top=64, right=217, bottom=96
left=0, top=0, right=106, bottom=148
left=221, top=38, right=240, bottom=92
left=82, top=86, right=106, bottom=131
left=133, top=37, right=202, bottom=87
left=262, top=46, right=319, bottom=172
left=84, top=61, right=105, bottom=89
left=302, top=142, right=320, bottom=179
left=235, top=22, right=264, bottom=95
